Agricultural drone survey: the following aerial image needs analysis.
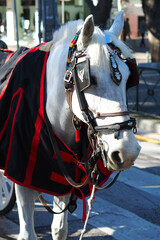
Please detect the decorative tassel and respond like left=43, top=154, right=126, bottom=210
left=73, top=115, right=82, bottom=142
left=75, top=129, right=80, bottom=142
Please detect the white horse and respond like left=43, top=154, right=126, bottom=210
left=15, top=11, right=141, bottom=240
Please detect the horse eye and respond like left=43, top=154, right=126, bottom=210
left=91, top=76, right=97, bottom=86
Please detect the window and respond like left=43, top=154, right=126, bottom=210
left=57, top=0, right=74, bottom=5
left=21, top=0, right=35, bottom=6
left=0, top=0, right=6, bottom=6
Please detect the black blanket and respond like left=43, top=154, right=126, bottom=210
left=0, top=44, right=112, bottom=199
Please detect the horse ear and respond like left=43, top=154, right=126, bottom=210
left=109, top=10, right=124, bottom=38
left=81, top=15, right=94, bottom=45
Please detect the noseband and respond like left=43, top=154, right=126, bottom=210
left=64, top=31, right=137, bottom=148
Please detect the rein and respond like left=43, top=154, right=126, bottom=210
left=64, top=32, right=137, bottom=144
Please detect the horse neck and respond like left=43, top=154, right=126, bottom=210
left=46, top=48, right=78, bottom=150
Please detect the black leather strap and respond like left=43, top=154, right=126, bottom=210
left=44, top=112, right=92, bottom=188
left=39, top=193, right=77, bottom=214
left=94, top=118, right=136, bottom=134
left=95, top=171, right=120, bottom=190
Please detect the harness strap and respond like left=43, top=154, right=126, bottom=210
left=88, top=107, right=129, bottom=118
left=94, top=118, right=137, bottom=134
left=95, top=171, right=120, bottom=190
left=44, top=112, right=92, bottom=188
left=39, top=194, right=69, bottom=214
left=39, top=193, right=77, bottom=214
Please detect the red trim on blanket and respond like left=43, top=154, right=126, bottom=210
left=24, top=51, right=49, bottom=185
left=51, top=131, right=78, bottom=160
left=0, top=43, right=47, bottom=100
left=50, top=131, right=88, bottom=178
left=28, top=43, right=46, bottom=53
left=4, top=52, right=14, bottom=63
left=0, top=83, right=8, bottom=100
left=24, top=114, right=43, bottom=185
left=53, top=151, right=77, bottom=164
left=4, top=89, right=23, bottom=171
left=39, top=51, right=49, bottom=119
left=0, top=49, right=13, bottom=53
left=0, top=53, right=28, bottom=100
left=5, top=173, right=74, bottom=197
left=50, top=172, right=70, bottom=186
left=0, top=88, right=23, bottom=141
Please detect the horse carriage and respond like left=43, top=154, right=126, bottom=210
left=0, top=11, right=140, bottom=240
left=0, top=169, right=15, bottom=215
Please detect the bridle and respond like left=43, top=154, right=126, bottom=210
left=64, top=31, right=137, bottom=151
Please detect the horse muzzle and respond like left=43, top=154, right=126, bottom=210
left=106, top=152, right=133, bottom=171
left=106, top=145, right=141, bottom=171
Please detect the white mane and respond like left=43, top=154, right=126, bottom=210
left=52, top=20, right=84, bottom=47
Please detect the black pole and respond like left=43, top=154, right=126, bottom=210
left=13, top=0, right=19, bottom=49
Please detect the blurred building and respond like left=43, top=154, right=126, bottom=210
left=0, top=0, right=90, bottom=45
left=57, top=0, right=90, bottom=23
left=0, top=0, right=38, bottom=44
left=0, top=0, right=145, bottom=47
left=122, top=0, right=145, bottom=38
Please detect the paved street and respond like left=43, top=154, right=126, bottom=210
left=0, top=137, right=160, bottom=240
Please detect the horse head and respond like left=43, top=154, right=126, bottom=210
left=65, top=11, right=141, bottom=171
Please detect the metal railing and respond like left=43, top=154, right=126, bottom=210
left=127, top=63, right=160, bottom=116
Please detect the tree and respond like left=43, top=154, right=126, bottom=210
left=142, top=0, right=160, bottom=62
left=85, top=0, right=112, bottom=28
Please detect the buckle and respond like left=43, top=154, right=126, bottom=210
left=76, top=49, right=87, bottom=58
left=64, top=70, right=72, bottom=83
left=64, top=71, right=73, bottom=90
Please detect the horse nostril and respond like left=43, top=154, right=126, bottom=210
left=111, top=151, right=121, bottom=163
